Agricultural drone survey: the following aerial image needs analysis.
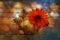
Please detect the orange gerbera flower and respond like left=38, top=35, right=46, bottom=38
left=28, top=8, right=48, bottom=29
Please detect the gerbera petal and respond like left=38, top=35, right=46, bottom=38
left=28, top=8, right=48, bottom=29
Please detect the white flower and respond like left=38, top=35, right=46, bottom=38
left=50, top=11, right=59, bottom=19
left=37, top=4, right=42, bottom=9
left=13, top=9, right=22, bottom=18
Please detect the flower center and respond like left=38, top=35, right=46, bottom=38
left=34, top=15, right=41, bottom=22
